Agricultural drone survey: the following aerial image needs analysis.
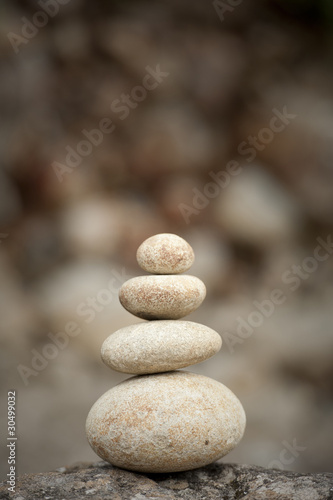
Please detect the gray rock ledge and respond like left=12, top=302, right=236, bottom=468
left=1, top=461, right=332, bottom=500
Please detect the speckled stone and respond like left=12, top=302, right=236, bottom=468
left=136, top=233, right=195, bottom=274
left=86, top=371, right=246, bottom=473
left=119, top=275, right=206, bottom=320
left=101, top=321, right=222, bottom=374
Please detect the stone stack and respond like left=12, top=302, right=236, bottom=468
left=86, top=234, right=246, bottom=473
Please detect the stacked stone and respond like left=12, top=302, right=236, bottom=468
left=86, top=234, right=246, bottom=473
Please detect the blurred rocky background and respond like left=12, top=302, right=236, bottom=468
left=0, top=0, right=333, bottom=476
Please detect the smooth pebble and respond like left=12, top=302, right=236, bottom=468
left=86, top=371, right=246, bottom=473
left=119, top=275, right=206, bottom=320
left=136, top=233, right=195, bottom=274
left=101, top=320, right=222, bottom=374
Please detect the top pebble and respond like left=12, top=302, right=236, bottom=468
left=136, top=233, right=195, bottom=274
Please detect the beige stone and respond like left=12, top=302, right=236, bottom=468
left=119, top=275, right=206, bottom=320
left=136, top=233, right=195, bottom=274
left=86, top=371, right=246, bottom=473
left=101, top=320, right=222, bottom=374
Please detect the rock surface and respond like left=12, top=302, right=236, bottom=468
left=101, top=320, right=222, bottom=374
left=2, top=461, right=332, bottom=499
left=136, top=233, right=195, bottom=274
left=86, top=371, right=245, bottom=472
left=119, top=275, right=206, bottom=320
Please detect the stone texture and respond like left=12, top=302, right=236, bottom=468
left=119, top=275, right=206, bottom=320
left=101, top=320, right=222, bottom=374
left=2, top=461, right=332, bottom=500
left=86, top=371, right=246, bottom=473
left=136, top=233, right=195, bottom=274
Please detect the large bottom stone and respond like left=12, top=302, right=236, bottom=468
left=86, top=371, right=246, bottom=473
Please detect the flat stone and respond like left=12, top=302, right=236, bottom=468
left=136, top=233, right=195, bottom=274
left=119, top=275, right=206, bottom=320
left=86, top=371, right=246, bottom=473
left=101, top=320, right=222, bottom=374
left=2, top=461, right=333, bottom=500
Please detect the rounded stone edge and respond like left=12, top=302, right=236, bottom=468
left=100, top=321, right=222, bottom=374
left=85, top=371, right=246, bottom=473
left=136, top=233, right=195, bottom=275
left=118, top=275, right=207, bottom=320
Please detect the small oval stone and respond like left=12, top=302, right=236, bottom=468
left=136, top=233, right=195, bottom=274
left=119, top=275, right=206, bottom=320
left=86, top=371, right=246, bottom=473
left=101, top=321, right=222, bottom=374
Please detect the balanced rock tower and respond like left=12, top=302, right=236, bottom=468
left=86, top=234, right=246, bottom=473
